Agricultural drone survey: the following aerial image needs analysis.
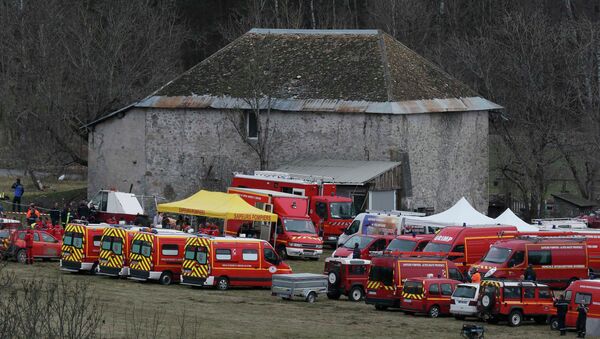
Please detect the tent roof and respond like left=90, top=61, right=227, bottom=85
left=494, top=208, right=538, bottom=232
left=404, top=197, right=495, bottom=226
left=157, top=190, right=277, bottom=222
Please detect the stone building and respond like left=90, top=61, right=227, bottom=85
left=86, top=28, right=500, bottom=212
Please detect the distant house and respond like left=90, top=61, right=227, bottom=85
left=86, top=28, right=501, bottom=212
left=551, top=193, right=597, bottom=217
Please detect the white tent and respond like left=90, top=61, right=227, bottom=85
left=403, top=197, right=496, bottom=226
left=494, top=208, right=539, bottom=232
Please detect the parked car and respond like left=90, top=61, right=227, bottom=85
left=450, top=283, right=481, bottom=320
left=323, top=257, right=370, bottom=301
left=384, top=234, right=433, bottom=256
left=478, top=280, right=554, bottom=326
left=399, top=277, right=461, bottom=318
left=332, top=234, right=395, bottom=260
left=0, top=228, right=61, bottom=263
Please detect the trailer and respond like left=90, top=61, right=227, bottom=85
left=271, top=273, right=328, bottom=303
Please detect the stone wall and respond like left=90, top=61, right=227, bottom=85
left=88, top=107, right=489, bottom=212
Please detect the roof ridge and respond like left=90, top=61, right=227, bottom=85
left=376, top=30, right=394, bottom=102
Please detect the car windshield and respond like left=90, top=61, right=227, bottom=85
left=403, top=281, right=423, bottom=294
left=423, top=242, right=452, bottom=253
left=386, top=239, right=417, bottom=252
left=342, top=235, right=372, bottom=249
left=482, top=247, right=512, bottom=264
left=330, top=202, right=354, bottom=219
left=453, top=285, right=477, bottom=298
left=284, top=219, right=316, bottom=234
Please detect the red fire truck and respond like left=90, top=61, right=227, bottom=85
left=227, top=187, right=323, bottom=260
left=231, top=171, right=354, bottom=246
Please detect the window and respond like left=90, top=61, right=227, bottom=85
left=246, top=110, right=258, bottom=139
left=216, top=249, right=231, bottom=261
left=368, top=266, right=393, bottom=286
left=483, top=247, right=512, bottom=264
left=63, top=232, right=72, bottom=245
left=242, top=249, right=258, bottom=261
left=131, top=240, right=152, bottom=257
left=112, top=240, right=123, bottom=255
left=101, top=238, right=112, bottom=250
left=565, top=290, right=573, bottom=301
left=403, top=281, right=423, bottom=294
left=448, top=268, right=463, bottom=281
left=575, top=292, right=592, bottom=305
left=538, top=289, right=552, bottom=299
left=509, top=251, right=525, bottom=267
left=429, top=283, right=440, bottom=295
left=141, top=244, right=151, bottom=257
left=416, top=241, right=428, bottom=251
left=263, top=248, right=278, bottom=265
left=503, top=286, right=521, bottom=299
left=41, top=232, right=56, bottom=243
left=370, top=239, right=387, bottom=252
left=93, top=235, right=102, bottom=247
left=72, top=234, right=84, bottom=249
left=523, top=287, right=535, bottom=299
left=34, top=233, right=40, bottom=242
left=453, top=285, right=476, bottom=298
left=18, top=232, right=26, bottom=240
left=387, top=239, right=417, bottom=252
left=349, top=265, right=367, bottom=276
left=315, top=202, right=327, bottom=219
left=345, top=220, right=360, bottom=235
left=441, top=283, right=453, bottom=296
left=452, top=245, right=465, bottom=253
left=528, top=250, right=551, bottom=265
left=161, top=244, right=179, bottom=256
left=184, top=246, right=208, bottom=264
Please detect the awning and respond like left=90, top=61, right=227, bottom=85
left=157, top=190, right=277, bottom=222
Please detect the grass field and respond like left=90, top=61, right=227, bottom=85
left=2, top=251, right=559, bottom=339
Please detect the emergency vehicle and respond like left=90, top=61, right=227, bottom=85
left=88, top=190, right=146, bottom=224
left=60, top=223, right=108, bottom=272
left=226, top=188, right=323, bottom=260
left=0, top=228, right=61, bottom=263
left=180, top=236, right=292, bottom=290
left=399, top=277, right=461, bottom=318
left=323, top=257, right=371, bottom=301
left=0, top=218, right=21, bottom=229
left=338, top=211, right=427, bottom=246
left=97, top=225, right=149, bottom=277
left=475, top=237, right=590, bottom=289
left=549, top=280, right=600, bottom=331
left=478, top=280, right=555, bottom=326
left=384, top=234, right=434, bottom=255
left=365, top=256, right=464, bottom=310
left=128, top=229, right=192, bottom=285
left=332, top=234, right=395, bottom=260
left=232, top=171, right=355, bottom=245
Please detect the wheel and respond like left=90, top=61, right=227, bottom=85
left=534, top=316, right=547, bottom=324
left=375, top=304, right=388, bottom=311
left=328, top=272, right=339, bottom=285
left=306, top=292, right=317, bottom=303
left=159, top=272, right=172, bottom=285
left=216, top=276, right=229, bottom=290
left=16, top=249, right=27, bottom=264
left=327, top=289, right=341, bottom=300
left=428, top=305, right=441, bottom=318
left=508, top=309, right=523, bottom=327
left=277, top=246, right=287, bottom=260
left=454, top=315, right=466, bottom=320
left=348, top=286, right=364, bottom=302
left=549, top=317, right=559, bottom=331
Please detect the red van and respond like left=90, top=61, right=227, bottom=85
left=475, top=237, right=590, bottom=289
left=365, top=256, right=465, bottom=310
left=324, top=257, right=371, bottom=301
left=385, top=234, right=434, bottom=256
left=400, top=277, right=461, bottom=318
left=180, top=236, right=292, bottom=290
left=60, top=223, right=107, bottom=273
left=332, top=234, right=395, bottom=260
left=549, top=279, right=600, bottom=331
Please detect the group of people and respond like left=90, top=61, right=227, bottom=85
left=555, top=294, right=588, bottom=338
left=151, top=212, right=220, bottom=235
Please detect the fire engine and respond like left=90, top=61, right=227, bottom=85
left=231, top=171, right=355, bottom=245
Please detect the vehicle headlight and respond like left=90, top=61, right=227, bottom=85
left=289, top=242, right=301, bottom=247
left=315, top=245, right=323, bottom=249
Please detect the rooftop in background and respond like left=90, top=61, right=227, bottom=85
left=551, top=193, right=597, bottom=208
left=275, top=159, right=401, bottom=185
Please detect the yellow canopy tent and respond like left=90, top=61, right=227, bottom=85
left=157, top=190, right=277, bottom=222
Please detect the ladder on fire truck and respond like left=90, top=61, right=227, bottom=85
left=252, top=171, right=335, bottom=185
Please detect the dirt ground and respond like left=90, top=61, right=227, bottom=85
left=4, top=252, right=562, bottom=339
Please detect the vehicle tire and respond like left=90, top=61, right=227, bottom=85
left=277, top=246, right=287, bottom=260
left=375, top=304, right=388, bottom=311
left=508, top=309, right=523, bottom=327
left=16, top=249, right=27, bottom=264
left=482, top=293, right=495, bottom=310
left=306, top=292, right=317, bottom=303
left=216, top=276, right=229, bottom=290
left=454, top=315, right=466, bottom=320
left=549, top=317, right=559, bottom=331
left=534, top=316, right=547, bottom=325
left=328, top=272, right=340, bottom=286
left=327, top=289, right=341, bottom=300
left=428, top=305, right=441, bottom=318
left=159, top=272, right=172, bottom=285
left=349, top=286, right=364, bottom=302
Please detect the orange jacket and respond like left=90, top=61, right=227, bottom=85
left=26, top=209, right=40, bottom=219
left=471, top=272, right=481, bottom=283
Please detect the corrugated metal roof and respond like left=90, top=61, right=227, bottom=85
left=275, top=159, right=401, bottom=185
left=249, top=28, right=379, bottom=35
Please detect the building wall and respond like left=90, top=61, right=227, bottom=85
left=88, top=107, right=489, bottom=212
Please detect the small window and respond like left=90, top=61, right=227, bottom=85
left=263, top=248, right=278, bottom=265
left=346, top=220, right=360, bottom=235
left=441, top=283, right=453, bottom=296
left=565, top=290, right=573, bottom=301
left=528, top=250, right=551, bottom=265
left=370, top=239, right=387, bottom=252
left=509, top=251, right=525, bottom=267
left=416, top=241, right=428, bottom=251
left=18, top=232, right=26, bottom=240
left=452, top=245, right=465, bottom=253
left=523, top=287, right=535, bottom=299
left=93, top=235, right=102, bottom=247
left=216, top=249, right=232, bottom=260
left=429, top=283, right=440, bottom=295
left=349, top=265, right=367, bottom=276
left=112, top=240, right=123, bottom=255
left=538, top=289, right=552, bottom=299
left=315, top=202, right=327, bottom=219
left=101, top=238, right=112, bottom=250
left=161, top=244, right=179, bottom=256
left=41, top=232, right=56, bottom=243
left=246, top=110, right=258, bottom=139
left=34, top=233, right=40, bottom=242
left=575, top=292, right=592, bottom=305
left=242, top=249, right=258, bottom=261
left=503, top=286, right=521, bottom=299
left=448, top=268, right=463, bottom=281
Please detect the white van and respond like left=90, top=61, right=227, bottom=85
left=450, top=283, right=481, bottom=320
left=337, top=211, right=428, bottom=247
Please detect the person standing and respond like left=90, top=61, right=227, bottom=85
left=153, top=212, right=163, bottom=228
left=26, top=204, right=40, bottom=225
left=471, top=267, right=481, bottom=283
left=49, top=202, right=60, bottom=226
left=352, top=243, right=361, bottom=259
left=11, top=178, right=24, bottom=212
left=524, top=264, right=536, bottom=281
left=577, top=302, right=589, bottom=338
left=555, top=294, right=569, bottom=336
left=24, top=228, right=34, bottom=265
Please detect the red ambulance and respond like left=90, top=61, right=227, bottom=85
left=60, top=223, right=107, bottom=273
left=549, top=279, right=600, bottom=331
left=227, top=187, right=323, bottom=260
left=181, top=236, right=292, bottom=289
left=231, top=172, right=354, bottom=246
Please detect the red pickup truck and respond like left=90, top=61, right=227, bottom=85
left=0, top=229, right=62, bottom=263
